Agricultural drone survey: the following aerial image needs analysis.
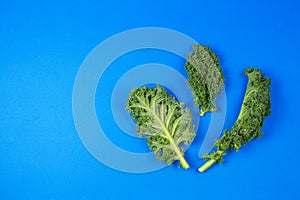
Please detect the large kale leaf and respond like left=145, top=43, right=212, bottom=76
left=126, top=85, right=196, bottom=169
left=198, top=68, right=271, bottom=172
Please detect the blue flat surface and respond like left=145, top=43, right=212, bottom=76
left=1, top=0, right=300, bottom=199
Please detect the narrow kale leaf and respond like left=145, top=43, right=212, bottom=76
left=198, top=68, right=271, bottom=172
left=126, top=85, right=196, bottom=169
left=185, top=44, right=225, bottom=116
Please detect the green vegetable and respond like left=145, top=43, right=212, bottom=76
left=184, top=44, right=225, bottom=116
left=126, top=85, right=196, bottom=169
left=198, top=68, right=271, bottom=172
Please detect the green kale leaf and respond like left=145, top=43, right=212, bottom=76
left=126, top=85, right=196, bottom=169
left=185, top=44, right=225, bottom=116
left=198, top=68, right=271, bottom=172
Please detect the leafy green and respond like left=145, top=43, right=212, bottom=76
left=198, top=68, right=271, bottom=172
left=184, top=44, right=225, bottom=116
left=126, top=85, right=196, bottom=169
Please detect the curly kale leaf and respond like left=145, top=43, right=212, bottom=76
left=185, top=44, right=225, bottom=116
left=126, top=85, right=196, bottom=169
left=198, top=68, right=271, bottom=172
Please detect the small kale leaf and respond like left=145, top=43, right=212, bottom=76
left=185, top=44, right=225, bottom=116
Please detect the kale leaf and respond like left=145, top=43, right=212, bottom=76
left=198, top=68, right=271, bottom=172
left=185, top=44, right=225, bottom=116
left=126, top=85, right=196, bottom=169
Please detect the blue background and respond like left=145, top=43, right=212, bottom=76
left=1, top=0, right=300, bottom=199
